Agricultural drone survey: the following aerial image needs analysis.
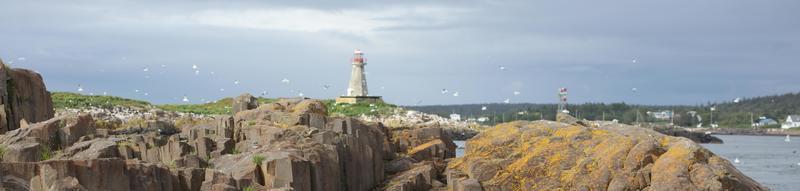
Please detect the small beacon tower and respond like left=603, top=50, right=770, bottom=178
left=558, top=88, right=568, bottom=113
left=336, top=49, right=384, bottom=104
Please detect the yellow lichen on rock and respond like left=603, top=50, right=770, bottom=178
left=446, top=117, right=768, bottom=191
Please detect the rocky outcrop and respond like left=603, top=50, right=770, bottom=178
left=384, top=162, right=438, bottom=191
left=391, top=127, right=456, bottom=158
left=654, top=127, right=724, bottom=144
left=0, top=61, right=54, bottom=134
left=55, top=138, right=120, bottom=160
left=0, top=158, right=181, bottom=191
left=447, top=118, right=768, bottom=191
left=360, top=110, right=486, bottom=141
left=0, top=114, right=96, bottom=162
left=232, top=93, right=258, bottom=114
left=1, top=90, right=457, bottom=191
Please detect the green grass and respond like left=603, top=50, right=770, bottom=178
left=159, top=97, right=276, bottom=115
left=158, top=98, right=235, bottom=115
left=39, top=146, right=52, bottom=161
left=52, top=92, right=152, bottom=109
left=52, top=92, right=276, bottom=115
left=52, top=92, right=396, bottom=117
left=243, top=186, right=255, bottom=191
left=324, top=100, right=398, bottom=117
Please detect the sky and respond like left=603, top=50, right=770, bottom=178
left=1, top=0, right=798, bottom=106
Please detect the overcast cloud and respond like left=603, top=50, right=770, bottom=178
left=1, top=0, right=798, bottom=105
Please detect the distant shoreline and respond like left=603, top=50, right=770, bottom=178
left=683, top=127, right=800, bottom=136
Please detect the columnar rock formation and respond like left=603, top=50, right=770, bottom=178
left=231, top=93, right=258, bottom=114
left=446, top=115, right=768, bottom=191
left=0, top=60, right=54, bottom=134
left=1, top=91, right=457, bottom=190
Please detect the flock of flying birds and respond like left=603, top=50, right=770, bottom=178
left=67, top=60, right=338, bottom=104
left=11, top=55, right=750, bottom=110
left=8, top=55, right=800, bottom=167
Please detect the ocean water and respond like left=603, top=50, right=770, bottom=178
left=454, top=135, right=800, bottom=190
left=703, top=135, right=800, bottom=191
left=455, top=141, right=466, bottom=157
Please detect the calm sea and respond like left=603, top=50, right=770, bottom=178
left=454, top=135, right=800, bottom=190
left=703, top=135, right=800, bottom=190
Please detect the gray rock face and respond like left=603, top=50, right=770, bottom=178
left=232, top=93, right=258, bottom=114
left=0, top=114, right=96, bottom=162
left=208, top=118, right=387, bottom=191
left=57, top=114, right=97, bottom=147
left=0, top=159, right=182, bottom=191
left=56, top=139, right=119, bottom=160
left=0, top=94, right=458, bottom=191
left=0, top=62, right=54, bottom=134
left=391, top=127, right=456, bottom=156
left=384, top=162, right=437, bottom=191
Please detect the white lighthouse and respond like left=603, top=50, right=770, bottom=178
left=347, top=49, right=368, bottom=96
left=336, top=49, right=383, bottom=104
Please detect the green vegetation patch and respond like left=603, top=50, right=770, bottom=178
left=324, top=100, right=398, bottom=117
left=0, top=144, right=6, bottom=162
left=157, top=97, right=276, bottom=115
left=252, top=155, right=266, bottom=166
left=52, top=92, right=401, bottom=117
left=52, top=92, right=152, bottom=109
left=39, top=146, right=53, bottom=161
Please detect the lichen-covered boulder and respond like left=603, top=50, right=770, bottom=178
left=447, top=120, right=767, bottom=191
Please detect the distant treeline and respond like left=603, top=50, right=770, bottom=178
left=405, top=92, right=800, bottom=128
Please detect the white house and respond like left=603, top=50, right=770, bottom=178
left=449, top=113, right=462, bottom=121
left=647, top=110, right=673, bottom=120
left=782, top=115, right=800, bottom=129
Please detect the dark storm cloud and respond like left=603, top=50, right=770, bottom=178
left=0, top=0, right=798, bottom=105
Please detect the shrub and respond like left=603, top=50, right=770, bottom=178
left=243, top=186, right=255, bottom=191
left=39, top=146, right=52, bottom=161
left=252, top=155, right=266, bottom=166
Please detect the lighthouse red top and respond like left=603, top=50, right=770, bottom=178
left=352, top=49, right=366, bottom=63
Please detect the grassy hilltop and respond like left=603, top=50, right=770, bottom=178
left=51, top=92, right=397, bottom=117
